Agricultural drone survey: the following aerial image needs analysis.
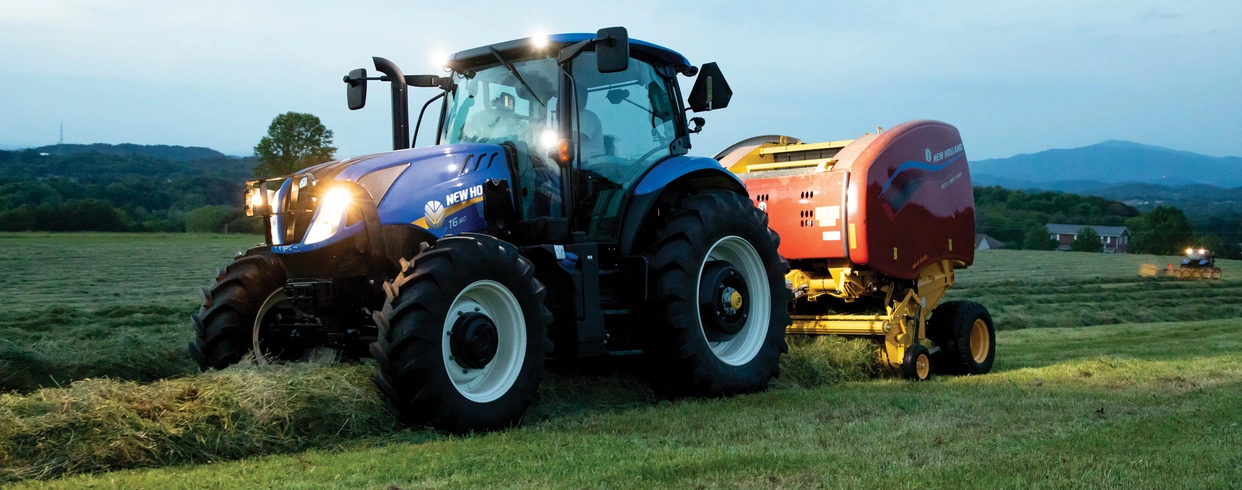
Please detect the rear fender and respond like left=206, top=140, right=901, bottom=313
left=617, top=160, right=748, bottom=255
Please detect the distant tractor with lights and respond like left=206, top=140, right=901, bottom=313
left=191, top=28, right=790, bottom=433
left=1140, top=248, right=1222, bottom=280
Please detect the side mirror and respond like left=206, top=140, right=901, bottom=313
left=345, top=68, right=367, bottom=110
left=687, top=62, right=732, bottom=112
left=595, top=27, right=629, bottom=73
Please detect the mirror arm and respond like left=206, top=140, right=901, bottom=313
left=556, top=39, right=594, bottom=66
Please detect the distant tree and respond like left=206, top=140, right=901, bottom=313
left=1127, top=206, right=1194, bottom=255
left=185, top=205, right=241, bottom=233
left=1071, top=227, right=1102, bottom=252
left=0, top=204, right=38, bottom=231
left=1023, top=223, right=1058, bottom=250
left=253, top=112, right=337, bottom=178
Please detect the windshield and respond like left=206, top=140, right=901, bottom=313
left=441, top=58, right=560, bottom=148
left=441, top=57, right=562, bottom=218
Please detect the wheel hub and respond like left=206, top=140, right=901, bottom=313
left=449, top=312, right=499, bottom=369
left=699, top=260, right=750, bottom=340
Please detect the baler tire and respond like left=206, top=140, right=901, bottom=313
left=927, top=300, right=995, bottom=375
left=641, top=190, right=791, bottom=397
left=190, top=249, right=287, bottom=370
left=1212, top=268, right=1222, bottom=280
left=369, top=234, right=552, bottom=434
left=901, top=344, right=933, bottom=381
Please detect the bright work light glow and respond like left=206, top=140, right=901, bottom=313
left=539, top=129, right=558, bottom=150
left=1186, top=248, right=1194, bottom=254
left=249, top=189, right=264, bottom=208
left=531, top=32, right=549, bottom=49
left=304, top=188, right=352, bottom=244
left=432, top=51, right=449, bottom=69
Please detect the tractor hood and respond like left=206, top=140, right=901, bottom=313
left=269, top=143, right=512, bottom=254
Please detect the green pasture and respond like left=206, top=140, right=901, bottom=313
left=1, top=233, right=1239, bottom=488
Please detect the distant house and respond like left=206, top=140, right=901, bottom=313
left=975, top=234, right=1006, bottom=251
left=1046, top=223, right=1130, bottom=253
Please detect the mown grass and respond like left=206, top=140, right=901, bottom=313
left=0, top=233, right=259, bottom=391
left=2, top=234, right=1241, bottom=488
left=946, top=249, right=1242, bottom=329
left=8, top=319, right=1240, bottom=489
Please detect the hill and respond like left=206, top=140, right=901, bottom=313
left=31, top=143, right=228, bottom=161
left=972, top=140, right=1242, bottom=187
left=0, top=148, right=258, bottom=232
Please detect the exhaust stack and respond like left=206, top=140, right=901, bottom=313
left=372, top=57, right=410, bottom=151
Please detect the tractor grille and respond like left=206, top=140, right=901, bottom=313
left=269, top=174, right=318, bottom=245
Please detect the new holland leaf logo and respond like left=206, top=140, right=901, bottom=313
left=424, top=200, right=446, bottom=228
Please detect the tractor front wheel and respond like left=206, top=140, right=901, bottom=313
left=190, top=250, right=287, bottom=370
left=641, top=191, right=790, bottom=397
left=370, top=234, right=552, bottom=433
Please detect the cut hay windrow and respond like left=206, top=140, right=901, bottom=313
left=0, top=339, right=877, bottom=484
left=0, top=363, right=398, bottom=484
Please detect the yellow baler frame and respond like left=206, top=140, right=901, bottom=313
left=785, top=260, right=956, bottom=369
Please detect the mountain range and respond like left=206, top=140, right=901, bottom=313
left=971, top=140, right=1242, bottom=188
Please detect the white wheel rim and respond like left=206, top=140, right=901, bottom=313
left=696, top=236, right=770, bottom=366
left=252, top=288, right=330, bottom=364
left=253, top=288, right=287, bottom=365
left=442, top=280, right=527, bottom=403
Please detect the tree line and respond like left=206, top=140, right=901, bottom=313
left=0, top=112, right=335, bottom=234
left=975, top=186, right=1241, bottom=257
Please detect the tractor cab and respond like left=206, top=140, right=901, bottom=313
left=344, top=28, right=733, bottom=245
left=1181, top=248, right=1215, bottom=268
left=438, top=31, right=709, bottom=241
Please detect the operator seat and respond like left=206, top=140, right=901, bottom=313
left=577, top=84, right=606, bottom=163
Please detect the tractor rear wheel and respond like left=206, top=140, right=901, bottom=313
left=370, top=234, right=552, bottom=433
left=927, top=300, right=995, bottom=375
left=641, top=191, right=790, bottom=397
left=190, top=250, right=287, bottom=370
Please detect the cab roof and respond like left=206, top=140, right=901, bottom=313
left=449, top=33, right=691, bottom=71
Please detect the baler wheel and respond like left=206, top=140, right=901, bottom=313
left=641, top=190, right=790, bottom=397
left=189, top=249, right=287, bottom=370
left=1212, top=268, right=1222, bottom=280
left=901, top=344, right=933, bottom=380
left=369, top=234, right=552, bottom=433
left=927, top=300, right=996, bottom=375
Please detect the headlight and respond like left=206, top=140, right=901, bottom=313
left=303, top=188, right=353, bottom=244
left=245, top=186, right=276, bottom=216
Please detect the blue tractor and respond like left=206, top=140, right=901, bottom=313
left=191, top=28, right=790, bottom=433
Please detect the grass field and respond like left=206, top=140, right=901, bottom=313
left=2, top=233, right=1241, bottom=488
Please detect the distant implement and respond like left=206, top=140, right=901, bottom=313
left=720, top=121, right=995, bottom=380
left=1140, top=248, right=1222, bottom=280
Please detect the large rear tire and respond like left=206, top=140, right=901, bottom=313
left=641, top=191, right=790, bottom=397
left=927, top=300, right=995, bottom=375
left=190, top=250, right=287, bottom=370
left=370, top=234, right=552, bottom=433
